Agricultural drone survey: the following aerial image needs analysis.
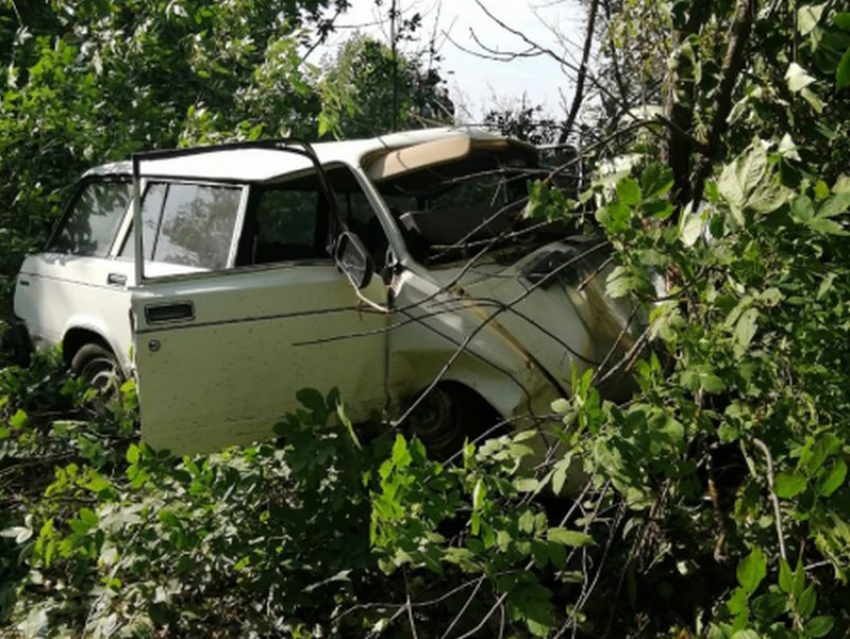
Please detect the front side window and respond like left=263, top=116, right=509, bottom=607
left=238, top=166, right=388, bottom=268
left=50, top=180, right=131, bottom=257
left=248, top=188, right=322, bottom=263
left=121, top=182, right=242, bottom=270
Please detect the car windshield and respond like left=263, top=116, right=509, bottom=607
left=370, top=144, right=577, bottom=265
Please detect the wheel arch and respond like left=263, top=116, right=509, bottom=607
left=62, top=327, right=119, bottom=371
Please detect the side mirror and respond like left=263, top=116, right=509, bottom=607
left=335, top=231, right=374, bottom=289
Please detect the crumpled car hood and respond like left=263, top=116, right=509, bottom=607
left=430, top=239, right=640, bottom=399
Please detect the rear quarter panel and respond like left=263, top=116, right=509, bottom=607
left=15, top=253, right=134, bottom=371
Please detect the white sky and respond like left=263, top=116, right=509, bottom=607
left=314, top=0, right=586, bottom=122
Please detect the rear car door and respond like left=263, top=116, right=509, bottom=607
left=129, top=165, right=388, bottom=454
left=14, top=176, right=136, bottom=371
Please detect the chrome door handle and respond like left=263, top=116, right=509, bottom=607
left=107, top=273, right=127, bottom=286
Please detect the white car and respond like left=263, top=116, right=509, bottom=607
left=12, top=127, right=635, bottom=455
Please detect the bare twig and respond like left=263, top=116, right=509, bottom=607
left=404, top=569, right=421, bottom=639
left=439, top=575, right=486, bottom=639
left=752, top=437, right=788, bottom=562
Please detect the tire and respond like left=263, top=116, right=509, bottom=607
left=407, top=384, right=493, bottom=459
left=70, top=343, right=123, bottom=398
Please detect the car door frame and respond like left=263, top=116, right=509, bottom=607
left=127, top=140, right=390, bottom=452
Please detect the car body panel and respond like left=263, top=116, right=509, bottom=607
left=130, top=262, right=389, bottom=453
left=15, top=253, right=135, bottom=371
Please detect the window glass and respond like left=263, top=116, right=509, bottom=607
left=153, top=184, right=242, bottom=269
left=120, top=182, right=166, bottom=260
left=51, top=181, right=130, bottom=256
left=248, top=189, right=323, bottom=264
left=239, top=166, right=388, bottom=267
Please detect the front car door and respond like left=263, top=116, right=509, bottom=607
left=129, top=149, right=388, bottom=454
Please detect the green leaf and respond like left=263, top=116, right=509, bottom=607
left=817, top=459, right=847, bottom=497
left=547, top=528, right=595, bottom=547
left=392, top=435, right=411, bottom=468
left=775, top=472, right=807, bottom=498
left=79, top=508, right=99, bottom=530
left=786, top=62, right=817, bottom=92
left=817, top=192, right=850, bottom=218
left=801, top=87, right=826, bottom=113
left=644, top=199, right=675, bottom=220
left=737, top=547, right=767, bottom=593
left=779, top=558, right=794, bottom=594
left=296, top=388, right=326, bottom=413
left=835, top=13, right=850, bottom=30
left=10, top=409, right=27, bottom=430
left=84, top=473, right=111, bottom=493
left=551, top=456, right=572, bottom=495
left=699, top=370, right=727, bottom=394
left=805, top=616, right=834, bottom=638
left=752, top=592, right=786, bottom=622
left=641, top=165, right=674, bottom=198
left=739, top=142, right=768, bottom=195
left=749, top=183, right=793, bottom=214
left=807, top=217, right=848, bottom=235
left=616, top=177, right=642, bottom=206
left=837, top=47, right=850, bottom=89
left=719, top=161, right=746, bottom=209
left=791, top=195, right=815, bottom=222
left=518, top=509, right=536, bottom=534
left=680, top=209, right=705, bottom=247
left=733, top=308, right=759, bottom=358
left=798, top=4, right=826, bottom=35
left=797, top=585, right=817, bottom=618
left=126, top=444, right=140, bottom=464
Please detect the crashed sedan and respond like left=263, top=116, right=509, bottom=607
left=13, top=127, right=636, bottom=455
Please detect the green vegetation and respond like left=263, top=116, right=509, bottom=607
left=3, top=0, right=850, bottom=637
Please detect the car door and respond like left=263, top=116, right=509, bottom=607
left=129, top=167, right=388, bottom=454
left=15, top=176, right=137, bottom=371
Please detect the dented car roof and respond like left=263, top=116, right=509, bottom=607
left=83, top=126, right=533, bottom=183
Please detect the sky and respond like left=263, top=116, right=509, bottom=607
left=313, top=0, right=586, bottom=122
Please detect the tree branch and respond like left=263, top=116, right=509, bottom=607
left=558, top=0, right=600, bottom=144
left=753, top=437, right=788, bottom=562
left=689, top=0, right=756, bottom=208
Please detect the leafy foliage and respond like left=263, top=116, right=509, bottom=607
left=0, top=1, right=449, bottom=328
left=4, top=0, right=850, bottom=637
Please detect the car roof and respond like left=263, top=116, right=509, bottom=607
left=83, top=126, right=527, bottom=183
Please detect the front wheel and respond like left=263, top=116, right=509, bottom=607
left=70, top=343, right=123, bottom=399
left=407, top=384, right=495, bottom=459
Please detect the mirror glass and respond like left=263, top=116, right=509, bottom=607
left=335, top=231, right=374, bottom=289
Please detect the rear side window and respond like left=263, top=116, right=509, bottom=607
left=50, top=180, right=131, bottom=256
left=121, top=182, right=242, bottom=270
left=154, top=184, right=242, bottom=269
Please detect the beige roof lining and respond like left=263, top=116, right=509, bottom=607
left=367, top=135, right=516, bottom=182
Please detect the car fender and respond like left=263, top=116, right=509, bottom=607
left=61, top=315, right=129, bottom=374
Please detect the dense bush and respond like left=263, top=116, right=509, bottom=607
left=1, top=356, right=601, bottom=637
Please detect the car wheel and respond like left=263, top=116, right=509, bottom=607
left=70, top=343, right=123, bottom=399
left=407, top=384, right=491, bottom=459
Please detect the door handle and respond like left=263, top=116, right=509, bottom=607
left=145, top=301, right=195, bottom=324
left=107, top=273, right=127, bottom=287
